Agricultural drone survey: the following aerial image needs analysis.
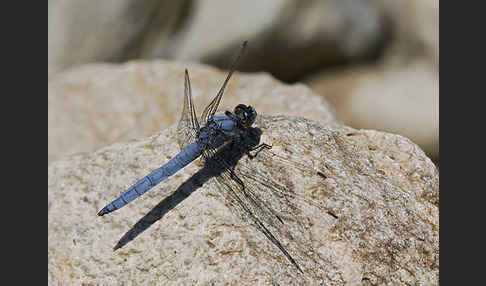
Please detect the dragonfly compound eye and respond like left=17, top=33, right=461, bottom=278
left=234, top=104, right=257, bottom=127
left=234, top=104, right=248, bottom=125
left=245, top=106, right=256, bottom=127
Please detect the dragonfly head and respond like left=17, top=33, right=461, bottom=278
left=234, top=104, right=257, bottom=128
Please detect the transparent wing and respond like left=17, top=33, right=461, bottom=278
left=177, top=69, right=200, bottom=150
left=231, top=154, right=325, bottom=212
left=212, top=169, right=303, bottom=271
left=222, top=137, right=326, bottom=211
left=201, top=41, right=247, bottom=124
left=200, top=129, right=323, bottom=275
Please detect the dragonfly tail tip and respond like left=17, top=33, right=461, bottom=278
left=97, top=208, right=108, bottom=216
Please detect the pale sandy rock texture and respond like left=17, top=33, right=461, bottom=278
left=303, top=0, right=439, bottom=162
left=48, top=0, right=438, bottom=164
left=305, top=60, right=439, bottom=161
left=48, top=60, right=337, bottom=163
left=48, top=116, right=439, bottom=285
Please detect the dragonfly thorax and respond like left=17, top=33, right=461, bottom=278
left=197, top=115, right=236, bottom=150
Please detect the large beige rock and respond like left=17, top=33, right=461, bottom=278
left=303, top=0, right=439, bottom=162
left=172, top=0, right=386, bottom=81
left=48, top=60, right=337, bottom=163
left=48, top=116, right=439, bottom=285
left=48, top=0, right=189, bottom=77
left=305, top=60, right=439, bottom=162
left=48, top=0, right=386, bottom=80
left=376, top=0, right=439, bottom=65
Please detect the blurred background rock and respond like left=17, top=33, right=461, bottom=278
left=48, top=0, right=438, bottom=164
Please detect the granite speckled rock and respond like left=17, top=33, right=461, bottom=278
left=48, top=60, right=337, bottom=163
left=48, top=115, right=439, bottom=285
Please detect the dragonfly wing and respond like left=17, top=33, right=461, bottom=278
left=207, top=155, right=308, bottom=273
left=201, top=140, right=320, bottom=274
left=201, top=41, right=247, bottom=123
left=232, top=149, right=325, bottom=211
left=212, top=169, right=302, bottom=270
left=177, top=69, right=200, bottom=150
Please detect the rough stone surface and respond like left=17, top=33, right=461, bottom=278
left=302, top=0, right=439, bottom=163
left=48, top=116, right=439, bottom=285
left=305, top=60, right=439, bottom=161
left=48, top=60, right=337, bottom=163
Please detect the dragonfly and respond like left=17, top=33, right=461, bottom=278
left=98, top=41, right=322, bottom=275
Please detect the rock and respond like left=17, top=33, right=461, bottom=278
left=375, top=0, right=439, bottom=65
left=48, top=115, right=439, bottom=285
left=48, top=0, right=438, bottom=80
left=48, top=0, right=387, bottom=81
left=172, top=0, right=387, bottom=81
left=48, top=0, right=189, bottom=77
left=302, top=0, right=439, bottom=162
left=48, top=60, right=337, bottom=163
left=304, top=60, right=439, bottom=162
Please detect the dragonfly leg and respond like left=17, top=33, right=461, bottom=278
left=247, top=143, right=272, bottom=159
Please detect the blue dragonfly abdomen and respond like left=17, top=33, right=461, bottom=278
left=98, top=116, right=236, bottom=216
left=98, top=142, right=202, bottom=216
